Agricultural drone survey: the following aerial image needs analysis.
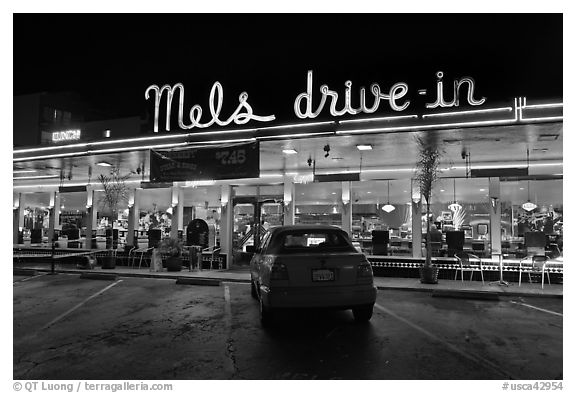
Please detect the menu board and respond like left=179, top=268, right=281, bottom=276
left=150, top=141, right=259, bottom=182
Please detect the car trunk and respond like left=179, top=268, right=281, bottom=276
left=271, top=252, right=367, bottom=287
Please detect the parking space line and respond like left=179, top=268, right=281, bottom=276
left=14, top=274, right=45, bottom=284
left=224, top=285, right=232, bottom=330
left=41, top=280, right=123, bottom=331
left=223, top=284, right=237, bottom=376
left=374, top=302, right=517, bottom=380
left=509, top=301, right=563, bottom=317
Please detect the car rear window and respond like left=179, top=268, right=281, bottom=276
left=270, top=230, right=356, bottom=254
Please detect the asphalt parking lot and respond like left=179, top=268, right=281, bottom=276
left=13, top=272, right=563, bottom=380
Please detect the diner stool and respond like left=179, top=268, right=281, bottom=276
left=519, top=255, right=550, bottom=289
left=454, top=252, right=484, bottom=285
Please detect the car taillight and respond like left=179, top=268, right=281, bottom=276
left=270, top=262, right=289, bottom=280
left=357, top=262, right=373, bottom=279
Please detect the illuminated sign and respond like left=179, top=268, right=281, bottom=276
left=52, top=129, right=81, bottom=142
left=294, top=70, right=410, bottom=119
left=294, top=70, right=485, bottom=119
left=145, top=82, right=276, bottom=133
left=149, top=141, right=260, bottom=181
left=146, top=71, right=487, bottom=133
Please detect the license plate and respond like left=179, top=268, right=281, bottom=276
left=312, top=269, right=335, bottom=282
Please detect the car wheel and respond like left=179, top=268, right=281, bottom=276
left=251, top=280, right=258, bottom=299
left=352, top=305, right=374, bottom=323
left=259, top=296, right=273, bottom=327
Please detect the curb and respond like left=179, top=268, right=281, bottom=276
left=14, top=268, right=37, bottom=276
left=13, top=267, right=562, bottom=298
left=80, top=272, right=119, bottom=281
left=176, top=277, right=221, bottom=286
left=431, top=289, right=500, bottom=301
left=376, top=285, right=562, bottom=299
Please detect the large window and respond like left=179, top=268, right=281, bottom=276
left=500, top=178, right=563, bottom=258
left=295, top=182, right=342, bottom=227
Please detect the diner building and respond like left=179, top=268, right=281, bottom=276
left=13, top=71, right=563, bottom=277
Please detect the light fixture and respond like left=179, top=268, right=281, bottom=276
left=13, top=169, right=37, bottom=174
left=97, top=161, right=112, bottom=167
left=356, top=144, right=373, bottom=151
left=382, top=180, right=395, bottom=213
left=448, top=178, right=462, bottom=212
left=13, top=174, right=60, bottom=180
left=342, top=182, right=350, bottom=205
left=282, top=149, right=298, bottom=155
left=522, top=149, right=537, bottom=212
left=220, top=186, right=230, bottom=207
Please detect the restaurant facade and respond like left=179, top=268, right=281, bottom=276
left=13, top=69, right=563, bottom=276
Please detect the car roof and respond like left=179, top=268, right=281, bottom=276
left=268, top=225, right=345, bottom=235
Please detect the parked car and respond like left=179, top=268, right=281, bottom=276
left=250, top=225, right=377, bottom=326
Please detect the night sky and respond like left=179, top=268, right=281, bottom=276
left=13, top=13, right=563, bottom=123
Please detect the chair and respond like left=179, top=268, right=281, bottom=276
left=454, top=252, right=484, bottom=285
left=130, top=247, right=153, bottom=268
left=519, top=232, right=551, bottom=289
left=519, top=255, right=550, bottom=289
left=471, top=241, right=486, bottom=258
left=428, top=229, right=443, bottom=257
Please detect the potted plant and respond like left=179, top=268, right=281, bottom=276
left=414, top=134, right=443, bottom=284
left=98, top=167, right=130, bottom=269
left=159, top=237, right=183, bottom=272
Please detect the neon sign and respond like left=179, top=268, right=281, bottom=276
left=145, top=82, right=276, bottom=133
left=294, top=70, right=410, bottom=119
left=146, top=70, right=487, bottom=132
left=426, top=71, right=485, bottom=108
left=295, top=70, right=485, bottom=119
left=52, top=129, right=81, bottom=142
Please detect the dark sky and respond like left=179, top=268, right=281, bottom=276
left=13, top=13, right=563, bottom=122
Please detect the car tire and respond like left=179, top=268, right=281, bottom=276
left=259, top=297, right=273, bottom=327
left=251, top=280, right=258, bottom=299
left=352, top=305, right=374, bottom=323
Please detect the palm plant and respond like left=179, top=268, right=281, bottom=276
left=98, top=167, right=131, bottom=226
left=414, top=134, right=443, bottom=272
left=97, top=167, right=130, bottom=268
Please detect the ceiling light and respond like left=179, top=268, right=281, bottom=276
left=13, top=174, right=60, bottom=180
left=97, top=161, right=112, bottom=167
left=13, top=169, right=37, bottom=174
left=356, top=144, right=373, bottom=151
left=537, top=134, right=559, bottom=141
left=448, top=179, right=462, bottom=213
left=382, top=180, right=395, bottom=213
left=282, top=149, right=298, bottom=155
left=382, top=204, right=396, bottom=213
left=448, top=203, right=462, bottom=212
left=522, top=150, right=537, bottom=212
